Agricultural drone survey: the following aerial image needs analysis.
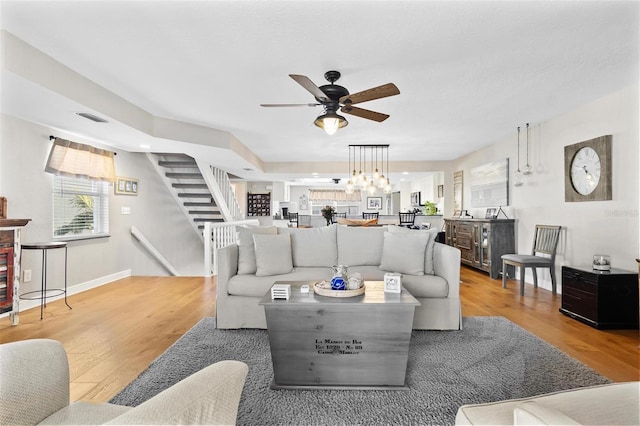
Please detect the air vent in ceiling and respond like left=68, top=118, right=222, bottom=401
left=75, top=112, right=108, bottom=123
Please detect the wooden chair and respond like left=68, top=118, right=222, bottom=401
left=502, top=225, right=562, bottom=295
left=288, top=212, right=298, bottom=227
left=362, top=212, right=379, bottom=220
left=398, top=212, right=416, bottom=227
left=331, top=212, right=347, bottom=224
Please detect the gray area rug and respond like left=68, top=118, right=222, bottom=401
left=110, top=316, right=609, bottom=425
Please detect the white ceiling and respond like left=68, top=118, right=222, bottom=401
left=1, top=1, right=638, bottom=184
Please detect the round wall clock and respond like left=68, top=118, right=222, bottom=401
left=564, top=136, right=612, bottom=202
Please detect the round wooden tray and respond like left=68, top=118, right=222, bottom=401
left=313, top=282, right=365, bottom=298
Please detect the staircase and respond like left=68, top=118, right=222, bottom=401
left=148, top=153, right=226, bottom=237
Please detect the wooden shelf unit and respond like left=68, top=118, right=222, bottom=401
left=444, top=218, right=515, bottom=279
left=247, top=193, right=271, bottom=217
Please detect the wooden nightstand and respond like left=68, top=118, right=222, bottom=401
left=560, top=265, right=639, bottom=329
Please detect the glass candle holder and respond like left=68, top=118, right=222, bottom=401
left=592, top=254, right=611, bottom=271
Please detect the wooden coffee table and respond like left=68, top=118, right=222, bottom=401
left=258, top=281, right=420, bottom=390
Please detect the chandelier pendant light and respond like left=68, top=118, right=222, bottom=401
left=523, top=122, right=533, bottom=175
left=514, top=127, right=524, bottom=187
left=346, top=145, right=392, bottom=195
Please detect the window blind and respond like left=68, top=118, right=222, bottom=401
left=53, top=176, right=110, bottom=240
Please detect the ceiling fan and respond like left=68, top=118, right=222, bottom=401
left=260, top=70, right=400, bottom=135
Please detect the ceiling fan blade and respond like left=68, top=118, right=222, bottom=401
left=340, top=83, right=400, bottom=105
left=260, top=103, right=320, bottom=107
left=340, top=105, right=390, bottom=122
left=289, top=74, right=329, bottom=101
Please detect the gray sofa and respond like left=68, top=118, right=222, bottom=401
left=216, top=224, right=461, bottom=330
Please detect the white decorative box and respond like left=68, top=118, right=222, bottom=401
left=271, top=283, right=291, bottom=300
left=384, top=273, right=402, bottom=293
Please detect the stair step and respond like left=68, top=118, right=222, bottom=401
left=183, top=202, right=216, bottom=207
left=193, top=218, right=225, bottom=222
left=172, top=183, right=208, bottom=189
left=158, top=161, right=197, bottom=168
left=177, top=193, right=211, bottom=198
left=165, top=173, right=203, bottom=179
left=188, top=210, right=221, bottom=215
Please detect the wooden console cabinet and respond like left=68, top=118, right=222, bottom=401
left=560, top=266, right=639, bottom=329
left=444, top=218, right=515, bottom=279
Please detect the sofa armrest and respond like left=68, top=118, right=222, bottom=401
left=0, top=339, right=70, bottom=425
left=107, top=360, right=249, bottom=425
left=514, top=401, right=581, bottom=425
left=433, top=242, right=461, bottom=298
left=216, top=244, right=239, bottom=300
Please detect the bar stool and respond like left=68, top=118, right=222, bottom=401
left=20, top=242, right=71, bottom=320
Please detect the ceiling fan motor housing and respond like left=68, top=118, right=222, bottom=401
left=317, top=70, right=349, bottom=111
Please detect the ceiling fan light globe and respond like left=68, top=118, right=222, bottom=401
left=314, top=112, right=348, bottom=135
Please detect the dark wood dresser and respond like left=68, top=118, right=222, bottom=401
left=560, top=265, right=639, bottom=329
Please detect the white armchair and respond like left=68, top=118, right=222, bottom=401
left=0, top=339, right=248, bottom=425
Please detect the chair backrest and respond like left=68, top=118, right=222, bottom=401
left=363, top=212, right=379, bottom=220
left=531, top=225, right=562, bottom=258
left=331, top=212, right=346, bottom=223
left=398, top=212, right=416, bottom=226
left=288, top=212, right=298, bottom=226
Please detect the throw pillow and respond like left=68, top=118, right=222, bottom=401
left=236, top=225, right=277, bottom=274
left=277, top=225, right=338, bottom=267
left=379, top=231, right=428, bottom=276
left=253, top=234, right=293, bottom=277
left=387, top=225, right=439, bottom=274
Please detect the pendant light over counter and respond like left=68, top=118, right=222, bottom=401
left=345, top=144, right=392, bottom=195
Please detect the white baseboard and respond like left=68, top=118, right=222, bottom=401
left=1, top=269, right=132, bottom=319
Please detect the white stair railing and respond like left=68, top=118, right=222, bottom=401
left=195, top=161, right=244, bottom=222
left=131, top=226, right=180, bottom=276
left=204, top=219, right=259, bottom=276
left=212, top=165, right=243, bottom=220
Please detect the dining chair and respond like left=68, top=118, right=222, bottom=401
left=332, top=212, right=347, bottom=223
left=398, top=212, right=416, bottom=227
left=502, top=225, right=562, bottom=296
left=362, top=212, right=379, bottom=220
left=288, top=212, right=298, bottom=227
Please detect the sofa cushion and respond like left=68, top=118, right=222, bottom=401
left=348, top=265, right=387, bottom=281
left=387, top=225, right=438, bottom=274
left=236, top=225, right=277, bottom=274
left=253, top=234, right=293, bottom=277
left=337, top=225, right=386, bottom=266
left=227, top=267, right=332, bottom=297
left=278, top=225, right=338, bottom=267
left=379, top=231, right=428, bottom=275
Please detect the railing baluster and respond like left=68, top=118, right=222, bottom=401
left=203, top=219, right=260, bottom=276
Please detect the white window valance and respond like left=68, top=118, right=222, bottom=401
left=309, top=189, right=362, bottom=202
left=45, top=137, right=116, bottom=182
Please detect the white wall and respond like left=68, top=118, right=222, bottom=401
left=452, top=85, right=639, bottom=290
left=0, top=114, right=204, bottom=298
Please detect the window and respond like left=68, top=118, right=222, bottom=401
left=53, top=176, right=110, bottom=240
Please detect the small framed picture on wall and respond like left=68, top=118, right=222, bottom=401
left=115, top=177, right=139, bottom=195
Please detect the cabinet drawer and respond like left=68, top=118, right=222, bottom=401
left=456, top=224, right=473, bottom=235
left=562, top=292, right=597, bottom=320
left=460, top=249, right=474, bottom=263
left=456, top=235, right=472, bottom=251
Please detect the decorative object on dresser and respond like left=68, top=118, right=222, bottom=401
left=501, top=225, right=562, bottom=295
left=0, top=197, right=6, bottom=219
left=564, top=135, right=612, bottom=202
left=247, top=192, right=270, bottom=216
left=560, top=265, right=639, bottom=329
left=444, top=218, right=515, bottom=279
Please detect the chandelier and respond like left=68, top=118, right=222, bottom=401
left=345, top=144, right=392, bottom=195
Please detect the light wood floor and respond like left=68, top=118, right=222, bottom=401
left=1, top=267, right=638, bottom=404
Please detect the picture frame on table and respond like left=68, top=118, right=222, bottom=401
left=452, top=210, right=462, bottom=218
left=384, top=273, right=402, bottom=293
left=485, top=208, right=497, bottom=219
left=367, top=197, right=382, bottom=210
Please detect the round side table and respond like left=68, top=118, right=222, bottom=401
left=20, top=242, right=72, bottom=320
